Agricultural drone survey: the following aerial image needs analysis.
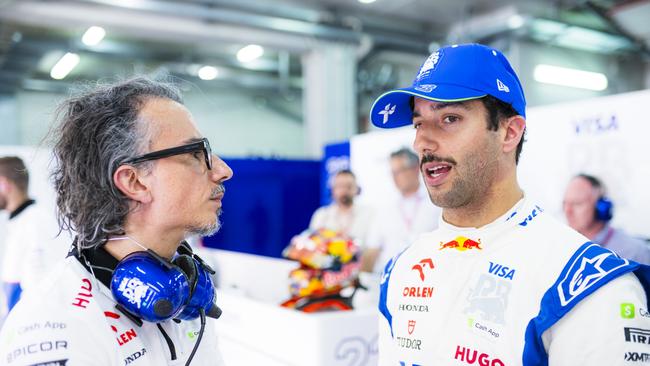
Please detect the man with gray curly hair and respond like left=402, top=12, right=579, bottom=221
left=0, top=77, right=232, bottom=365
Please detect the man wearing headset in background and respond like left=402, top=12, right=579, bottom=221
left=0, top=77, right=232, bottom=365
left=564, top=173, right=650, bottom=265
left=371, top=43, right=650, bottom=365
left=309, top=169, right=373, bottom=243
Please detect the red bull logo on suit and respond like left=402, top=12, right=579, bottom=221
left=439, top=236, right=482, bottom=252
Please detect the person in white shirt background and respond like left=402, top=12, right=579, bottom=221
left=563, top=173, right=650, bottom=264
left=0, top=156, right=69, bottom=319
left=309, top=169, right=374, bottom=244
left=361, top=148, right=441, bottom=273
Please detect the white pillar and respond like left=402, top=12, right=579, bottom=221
left=302, top=42, right=357, bottom=158
left=0, top=96, right=19, bottom=145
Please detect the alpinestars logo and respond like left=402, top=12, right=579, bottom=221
left=557, top=244, right=628, bottom=306
left=411, top=258, right=434, bottom=281
left=379, top=103, right=396, bottom=124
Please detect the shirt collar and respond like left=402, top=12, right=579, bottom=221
left=9, top=199, right=35, bottom=220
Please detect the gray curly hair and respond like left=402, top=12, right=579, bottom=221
left=51, top=77, right=182, bottom=249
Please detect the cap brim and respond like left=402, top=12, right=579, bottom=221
left=369, top=85, right=487, bottom=128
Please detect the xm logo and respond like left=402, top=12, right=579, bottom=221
left=625, top=352, right=650, bottom=362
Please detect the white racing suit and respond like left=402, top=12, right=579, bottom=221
left=0, top=246, right=226, bottom=366
left=379, top=199, right=650, bottom=366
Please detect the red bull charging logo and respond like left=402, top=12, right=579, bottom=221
left=439, top=236, right=482, bottom=252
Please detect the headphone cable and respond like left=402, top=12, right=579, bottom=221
left=184, top=308, right=206, bottom=366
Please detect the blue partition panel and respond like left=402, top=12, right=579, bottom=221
left=203, top=158, right=321, bottom=258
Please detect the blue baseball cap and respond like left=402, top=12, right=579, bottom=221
left=370, top=43, right=526, bottom=128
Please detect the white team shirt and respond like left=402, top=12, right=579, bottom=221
left=309, top=203, right=374, bottom=244
left=0, top=256, right=226, bottom=366
left=1, top=202, right=70, bottom=292
left=366, top=190, right=441, bottom=273
left=378, top=198, right=650, bottom=366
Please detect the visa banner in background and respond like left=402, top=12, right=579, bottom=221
left=351, top=89, right=650, bottom=238
left=321, top=141, right=350, bottom=206
left=519, top=88, right=650, bottom=238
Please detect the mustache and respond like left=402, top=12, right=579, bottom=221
left=420, top=153, right=456, bottom=170
left=210, top=185, right=225, bottom=199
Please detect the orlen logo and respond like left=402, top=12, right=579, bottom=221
left=411, top=258, right=434, bottom=281
left=439, top=236, right=482, bottom=252
left=454, top=345, right=505, bottom=366
left=104, top=311, right=138, bottom=346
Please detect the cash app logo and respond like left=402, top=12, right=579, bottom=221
left=621, top=303, right=635, bottom=319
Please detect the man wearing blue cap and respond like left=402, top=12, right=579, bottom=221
left=373, top=44, right=650, bottom=365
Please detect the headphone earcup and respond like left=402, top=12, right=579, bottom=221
left=111, top=251, right=190, bottom=322
left=595, top=197, right=613, bottom=222
left=175, top=257, right=216, bottom=321
left=172, top=254, right=198, bottom=296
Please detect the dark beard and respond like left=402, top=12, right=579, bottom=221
left=339, top=195, right=353, bottom=207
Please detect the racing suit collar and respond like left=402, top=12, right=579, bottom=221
left=438, top=196, right=528, bottom=232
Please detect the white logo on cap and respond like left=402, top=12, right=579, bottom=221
left=496, top=79, right=510, bottom=93
left=416, top=51, right=440, bottom=81
left=379, top=103, right=396, bottom=124
left=414, top=84, right=437, bottom=93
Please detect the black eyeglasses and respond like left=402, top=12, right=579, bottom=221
left=122, top=138, right=212, bottom=170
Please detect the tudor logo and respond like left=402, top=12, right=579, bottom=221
left=411, top=258, right=434, bottom=281
left=407, top=320, right=416, bottom=335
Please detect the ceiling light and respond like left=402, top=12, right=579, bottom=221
left=50, top=53, right=80, bottom=80
left=507, top=15, right=525, bottom=29
left=198, top=65, right=218, bottom=80
left=358, top=0, right=377, bottom=3
left=533, top=64, right=607, bottom=91
left=236, top=44, right=264, bottom=63
left=82, top=26, right=106, bottom=46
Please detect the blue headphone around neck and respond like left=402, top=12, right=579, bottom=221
left=108, top=238, right=221, bottom=323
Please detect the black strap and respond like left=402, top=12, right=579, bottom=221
left=157, top=323, right=177, bottom=361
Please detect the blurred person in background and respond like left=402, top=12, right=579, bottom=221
left=0, top=77, right=232, bottom=365
left=0, top=156, right=68, bottom=315
left=309, top=169, right=373, bottom=243
left=361, top=148, right=441, bottom=273
left=370, top=43, right=650, bottom=366
left=564, top=173, right=650, bottom=264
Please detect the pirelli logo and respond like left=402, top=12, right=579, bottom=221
left=624, top=327, right=650, bottom=345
